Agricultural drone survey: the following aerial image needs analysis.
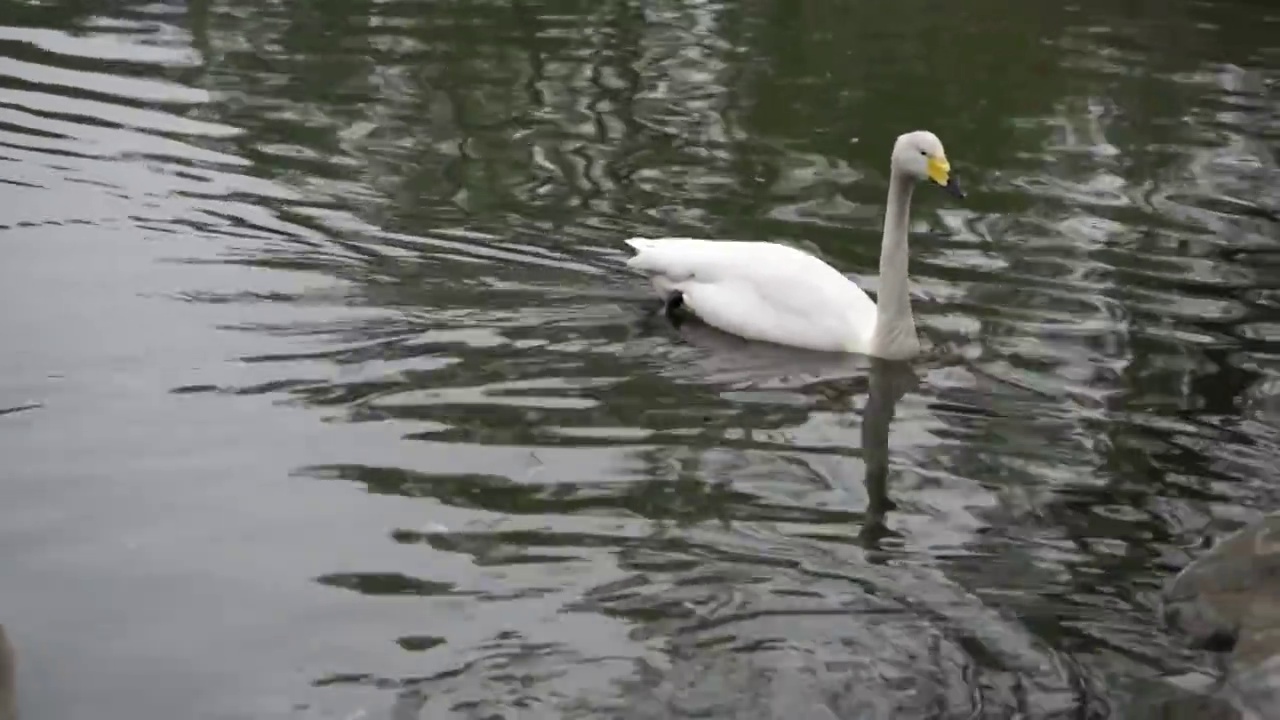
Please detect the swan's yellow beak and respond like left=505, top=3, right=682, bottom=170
left=927, top=155, right=966, bottom=199
left=926, top=155, right=950, bottom=185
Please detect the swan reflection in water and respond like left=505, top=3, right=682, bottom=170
left=664, top=316, right=920, bottom=548
left=387, top=318, right=925, bottom=720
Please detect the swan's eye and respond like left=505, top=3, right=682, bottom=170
left=919, top=150, right=928, bottom=156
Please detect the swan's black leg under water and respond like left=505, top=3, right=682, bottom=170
left=631, top=291, right=692, bottom=338
left=663, top=291, right=684, bottom=321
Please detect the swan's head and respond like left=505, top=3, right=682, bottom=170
left=891, top=130, right=965, bottom=199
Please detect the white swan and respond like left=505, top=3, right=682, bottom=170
left=624, top=130, right=965, bottom=359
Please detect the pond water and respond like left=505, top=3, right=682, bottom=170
left=2, top=0, right=1279, bottom=718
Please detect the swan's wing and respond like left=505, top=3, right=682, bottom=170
left=624, top=237, right=781, bottom=281
left=624, top=236, right=878, bottom=352
left=625, top=237, right=851, bottom=290
left=677, top=280, right=851, bottom=351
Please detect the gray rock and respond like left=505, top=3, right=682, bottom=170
left=0, top=624, right=14, bottom=720
left=1162, top=513, right=1280, bottom=719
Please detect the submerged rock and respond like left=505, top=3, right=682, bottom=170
left=0, top=624, right=14, bottom=720
left=1162, top=513, right=1280, bottom=720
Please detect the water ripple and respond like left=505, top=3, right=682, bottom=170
left=3, top=0, right=1280, bottom=718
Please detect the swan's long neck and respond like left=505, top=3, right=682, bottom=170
left=871, top=168, right=919, bottom=358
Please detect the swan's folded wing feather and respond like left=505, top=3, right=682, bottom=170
left=625, top=237, right=835, bottom=285
left=681, top=278, right=866, bottom=353
left=625, top=237, right=772, bottom=279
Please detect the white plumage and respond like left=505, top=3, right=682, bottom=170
left=624, top=130, right=965, bottom=359
left=624, top=237, right=878, bottom=353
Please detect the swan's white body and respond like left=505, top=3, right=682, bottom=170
left=624, top=237, right=883, bottom=353
left=625, top=130, right=962, bottom=359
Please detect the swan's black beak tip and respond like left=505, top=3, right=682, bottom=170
left=944, top=176, right=966, bottom=200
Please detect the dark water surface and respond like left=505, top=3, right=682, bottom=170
left=2, top=0, right=1280, bottom=717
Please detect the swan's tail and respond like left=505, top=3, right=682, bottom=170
left=622, top=237, right=685, bottom=299
left=622, top=236, right=669, bottom=271
left=623, top=236, right=661, bottom=253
